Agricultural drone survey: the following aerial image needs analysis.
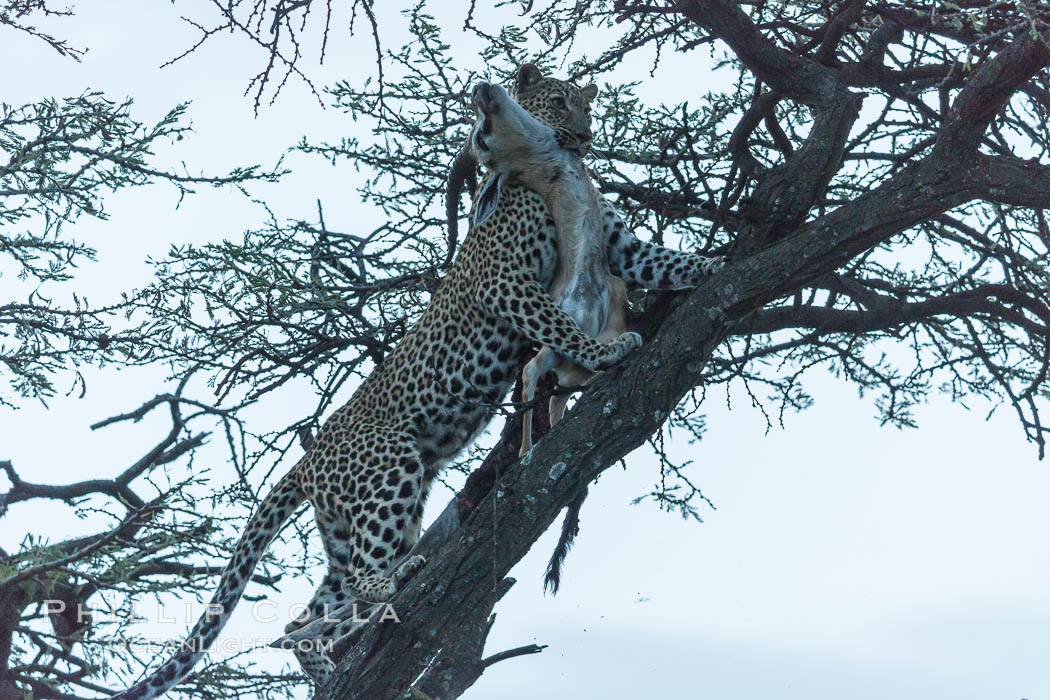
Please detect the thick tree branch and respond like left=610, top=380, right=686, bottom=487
left=673, top=0, right=864, bottom=244
left=938, top=33, right=1050, bottom=153
left=744, top=89, right=863, bottom=241
left=315, top=130, right=985, bottom=698
left=972, top=154, right=1050, bottom=208
left=408, top=589, right=547, bottom=700
left=672, top=0, right=840, bottom=106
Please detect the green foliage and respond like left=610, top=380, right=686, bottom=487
left=0, top=93, right=284, bottom=404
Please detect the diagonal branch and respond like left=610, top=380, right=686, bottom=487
left=0, top=388, right=213, bottom=514
left=671, top=0, right=841, bottom=106
left=938, top=33, right=1050, bottom=153
left=315, top=114, right=990, bottom=698
left=674, top=0, right=864, bottom=244
left=0, top=433, right=204, bottom=515
left=971, top=154, right=1050, bottom=208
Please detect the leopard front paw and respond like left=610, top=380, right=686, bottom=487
left=592, top=331, right=642, bottom=371
left=704, top=255, right=726, bottom=274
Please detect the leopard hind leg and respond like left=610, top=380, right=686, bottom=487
left=343, top=430, right=427, bottom=603
left=283, top=511, right=355, bottom=686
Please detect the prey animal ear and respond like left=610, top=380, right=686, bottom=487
left=473, top=171, right=505, bottom=228
left=515, top=64, right=544, bottom=95
left=580, top=84, right=598, bottom=103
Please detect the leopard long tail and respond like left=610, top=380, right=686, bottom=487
left=112, top=471, right=305, bottom=699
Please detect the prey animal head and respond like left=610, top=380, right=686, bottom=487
left=467, top=82, right=561, bottom=226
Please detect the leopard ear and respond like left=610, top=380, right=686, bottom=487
left=515, top=64, right=544, bottom=94
left=473, top=171, right=505, bottom=228
left=580, top=84, right=598, bottom=103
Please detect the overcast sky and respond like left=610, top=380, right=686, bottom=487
left=2, top=3, right=1048, bottom=699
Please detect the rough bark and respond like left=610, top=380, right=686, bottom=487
left=315, top=170, right=1000, bottom=700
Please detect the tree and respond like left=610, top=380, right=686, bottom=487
left=3, top=0, right=1050, bottom=698
left=0, top=4, right=296, bottom=697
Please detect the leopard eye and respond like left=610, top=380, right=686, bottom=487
left=551, top=96, right=567, bottom=110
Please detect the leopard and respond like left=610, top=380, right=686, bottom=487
left=110, top=72, right=645, bottom=700
left=113, top=64, right=722, bottom=700
left=448, top=64, right=725, bottom=594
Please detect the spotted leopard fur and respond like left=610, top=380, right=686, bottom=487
left=110, top=74, right=651, bottom=700
left=451, top=64, right=724, bottom=594
left=113, top=65, right=721, bottom=700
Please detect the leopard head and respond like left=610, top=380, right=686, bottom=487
left=512, top=63, right=598, bottom=157
left=445, top=65, right=598, bottom=257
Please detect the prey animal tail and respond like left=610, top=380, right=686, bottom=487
left=544, top=487, right=587, bottom=595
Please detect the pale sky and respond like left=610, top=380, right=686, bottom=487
left=2, top=3, right=1048, bottom=699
